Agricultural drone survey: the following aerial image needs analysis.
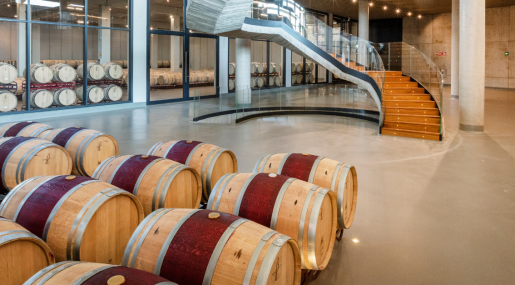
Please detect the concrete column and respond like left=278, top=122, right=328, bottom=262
left=17, top=4, right=26, bottom=76
left=358, top=1, right=369, bottom=41
left=219, top=37, right=229, bottom=94
left=285, top=48, right=292, bottom=87
left=235, top=38, right=251, bottom=105
left=98, top=6, right=111, bottom=64
left=170, top=16, right=181, bottom=72
left=459, top=0, right=485, bottom=132
left=150, top=34, right=158, bottom=69
left=451, top=0, right=459, bottom=98
left=132, top=0, right=148, bottom=103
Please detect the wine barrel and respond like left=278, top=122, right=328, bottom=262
left=0, top=90, right=17, bottom=112
left=307, top=62, right=315, bottom=73
left=76, top=85, right=104, bottom=103
left=14, top=77, right=24, bottom=95
left=307, top=73, right=316, bottom=84
left=189, top=72, right=198, bottom=83
left=270, top=62, right=279, bottom=74
left=122, top=60, right=128, bottom=68
left=148, top=140, right=238, bottom=202
left=50, top=63, right=77, bottom=83
left=173, top=73, right=182, bottom=84
left=228, top=78, right=235, bottom=91
left=93, top=154, right=201, bottom=216
left=291, top=75, right=297, bottom=85
left=257, top=62, right=266, bottom=74
left=257, top=76, right=267, bottom=88
left=24, top=261, right=177, bottom=285
left=250, top=77, right=257, bottom=89
left=102, top=62, right=123, bottom=80
left=77, top=63, right=104, bottom=81
left=291, top=63, right=296, bottom=73
left=0, top=121, right=53, bottom=138
left=195, top=72, right=207, bottom=83
left=296, top=74, right=303, bottom=84
left=295, top=63, right=303, bottom=73
left=22, top=89, right=53, bottom=109
left=39, top=127, right=119, bottom=177
left=122, top=209, right=301, bottom=285
left=150, top=75, right=159, bottom=86
left=53, top=88, right=76, bottom=106
left=250, top=62, right=261, bottom=75
left=228, top=63, right=236, bottom=76
left=158, top=61, right=164, bottom=68
left=25, top=64, right=53, bottom=84
left=103, top=84, right=123, bottom=101
left=254, top=153, right=358, bottom=229
left=274, top=76, right=282, bottom=87
left=0, top=175, right=144, bottom=263
left=0, top=218, right=55, bottom=285
left=163, top=61, right=171, bottom=68
left=0, top=137, right=72, bottom=194
left=64, top=60, right=77, bottom=68
left=207, top=173, right=337, bottom=270
left=0, top=62, right=18, bottom=84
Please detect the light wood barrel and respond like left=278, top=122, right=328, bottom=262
left=307, top=62, right=315, bottom=73
left=251, top=62, right=261, bottom=75
left=253, top=153, right=357, bottom=229
left=50, top=64, right=77, bottom=83
left=92, top=154, right=201, bottom=216
left=103, top=84, right=123, bottom=101
left=228, top=63, right=236, bottom=76
left=307, top=73, right=316, bottom=84
left=39, top=127, right=119, bottom=177
left=259, top=62, right=266, bottom=74
left=14, top=77, right=24, bottom=95
left=163, top=61, right=171, bottom=68
left=102, top=62, right=123, bottom=80
left=269, top=62, right=277, bottom=73
left=296, top=74, right=303, bottom=84
left=195, top=72, right=208, bottom=82
left=291, top=75, right=297, bottom=85
left=291, top=63, right=296, bottom=73
left=114, top=60, right=124, bottom=67
left=207, top=173, right=337, bottom=270
left=76, top=85, right=104, bottom=103
left=0, top=122, right=53, bottom=138
left=0, top=62, right=18, bottom=84
left=0, top=218, right=55, bottom=285
left=295, top=63, right=303, bottom=73
left=150, top=75, right=159, bottom=85
left=257, top=76, right=267, bottom=88
left=189, top=72, right=198, bottom=83
left=274, top=76, right=282, bottom=87
left=173, top=73, right=182, bottom=84
left=23, top=89, right=54, bottom=109
left=23, top=261, right=177, bottom=285
left=77, top=63, right=104, bottom=81
left=228, top=78, right=235, bottom=91
left=122, top=60, right=128, bottom=68
left=53, top=88, right=76, bottom=106
left=0, top=137, right=72, bottom=194
left=158, top=61, right=164, bottom=68
left=25, top=64, right=53, bottom=84
left=64, top=60, right=77, bottom=68
left=0, top=175, right=144, bottom=263
left=250, top=77, right=257, bottom=89
left=206, top=71, right=215, bottom=83
left=148, top=140, right=238, bottom=202
left=122, top=209, right=301, bottom=285
left=0, top=90, right=17, bottom=112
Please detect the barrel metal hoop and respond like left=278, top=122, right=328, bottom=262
left=260, top=153, right=275, bottom=173
left=276, top=153, right=292, bottom=174
left=18, top=143, right=54, bottom=183
left=147, top=141, right=165, bottom=156
left=270, top=178, right=296, bottom=230
left=155, top=283, right=179, bottom=285
left=255, top=235, right=291, bottom=285
left=330, top=163, right=343, bottom=192
left=17, top=124, right=38, bottom=137
left=242, top=230, right=278, bottom=285
left=91, top=156, right=118, bottom=179
left=0, top=176, right=39, bottom=216
left=42, top=180, right=99, bottom=241
left=70, top=265, right=117, bottom=285
left=76, top=132, right=102, bottom=176
left=29, top=126, right=53, bottom=138
left=133, top=158, right=165, bottom=196
left=162, top=141, right=180, bottom=158
left=337, top=165, right=352, bottom=228
left=13, top=176, right=57, bottom=222
left=151, top=165, right=177, bottom=210
left=252, top=154, right=268, bottom=173
left=185, top=143, right=206, bottom=166
left=0, top=231, right=40, bottom=247
left=234, top=173, right=259, bottom=216
left=307, top=188, right=330, bottom=270
left=205, top=149, right=225, bottom=198
left=307, top=156, right=324, bottom=184
left=297, top=186, right=318, bottom=269
left=202, top=219, right=249, bottom=285
left=108, top=156, right=133, bottom=184
left=23, top=261, right=74, bottom=285
left=154, top=209, right=202, bottom=276
left=34, top=261, right=80, bottom=285
left=158, top=165, right=188, bottom=209
left=2, top=138, right=34, bottom=189
left=64, top=129, right=88, bottom=150
left=200, top=147, right=220, bottom=189
left=207, top=173, right=233, bottom=210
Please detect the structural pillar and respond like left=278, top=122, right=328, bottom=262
left=219, top=37, right=229, bottom=94
left=284, top=48, right=292, bottom=87
left=98, top=6, right=111, bottom=64
left=358, top=0, right=369, bottom=41
left=16, top=4, right=26, bottom=76
left=235, top=38, right=251, bottom=105
left=459, top=0, right=485, bottom=132
left=451, top=0, right=459, bottom=98
left=170, top=16, right=181, bottom=72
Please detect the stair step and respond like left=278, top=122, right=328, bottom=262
left=384, top=76, right=411, bottom=82
left=383, top=82, right=419, bottom=88
left=385, top=113, right=441, bottom=124
left=381, top=128, right=440, bottom=141
left=384, top=107, right=440, bottom=116
left=384, top=88, right=426, bottom=94
left=383, top=94, right=432, bottom=100
left=383, top=100, right=436, bottom=108
left=383, top=121, right=441, bottom=132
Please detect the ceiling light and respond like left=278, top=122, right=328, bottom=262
left=383, top=6, right=387, bottom=10
left=352, top=239, right=359, bottom=243
left=70, top=4, right=84, bottom=7
left=7, top=4, right=10, bottom=7
left=24, top=0, right=60, bottom=8
left=396, top=9, right=400, bottom=13
left=369, top=2, right=373, bottom=6
left=408, top=12, right=412, bottom=16
left=14, top=15, right=17, bottom=17
left=418, top=14, right=422, bottom=18
left=352, top=0, right=356, bottom=2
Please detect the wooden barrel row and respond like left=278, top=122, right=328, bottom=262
left=292, top=62, right=315, bottom=73
left=0, top=62, right=18, bottom=84
left=77, top=63, right=105, bottom=81
left=49, top=63, right=77, bottom=83
left=24, top=64, right=53, bottom=84
left=76, top=84, right=123, bottom=103
left=0, top=59, right=16, bottom=66
left=41, top=60, right=98, bottom=68
left=229, top=62, right=281, bottom=76
left=0, top=90, right=18, bottom=112
left=22, top=88, right=77, bottom=109
left=157, top=61, right=172, bottom=68
left=113, top=60, right=129, bottom=68
left=101, top=62, right=124, bottom=80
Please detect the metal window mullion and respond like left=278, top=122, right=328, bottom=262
left=129, top=0, right=133, bottom=102
left=83, top=2, right=88, bottom=106
left=26, top=1, right=31, bottom=111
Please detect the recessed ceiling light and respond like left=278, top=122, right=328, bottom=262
left=369, top=2, right=373, bottom=6
left=352, top=239, right=359, bottom=243
left=383, top=6, right=387, bottom=10
left=408, top=12, right=412, bottom=16
left=396, top=9, right=400, bottom=13
left=418, top=14, right=422, bottom=18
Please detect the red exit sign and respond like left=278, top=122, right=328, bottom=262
left=436, top=52, right=447, bottom=56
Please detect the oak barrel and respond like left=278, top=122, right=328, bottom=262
left=53, top=88, right=77, bottom=106
left=158, top=61, right=164, bottom=68
left=163, top=60, right=171, bottom=68
left=291, top=63, right=296, bottom=73
left=23, top=89, right=54, bottom=109
left=254, top=153, right=357, bottom=229
left=0, top=121, right=53, bottom=138
left=291, top=75, right=297, bottom=85
left=122, top=209, right=301, bottom=285
left=295, top=63, right=303, bottom=73
left=274, top=76, right=282, bottom=87
left=14, top=77, right=24, bottom=95
left=25, top=64, right=53, bottom=84
left=0, top=175, right=144, bottom=263
left=148, top=140, right=238, bottom=202
left=296, top=74, right=303, bottom=84
left=228, top=78, right=235, bottom=91
left=77, top=63, right=104, bottom=81
left=0, top=90, right=18, bottom=112
left=228, top=63, right=236, bottom=76
left=307, top=73, right=316, bottom=84
left=0, top=218, right=55, bottom=285
left=207, top=173, right=337, bottom=270
left=0, top=62, right=18, bottom=84
left=0, top=137, right=72, bottom=194
left=39, top=127, right=119, bottom=177
left=76, top=85, right=104, bottom=103
left=93, top=154, right=201, bottom=216
left=257, top=76, right=267, bottom=88
left=102, top=62, right=123, bottom=80
left=307, top=62, right=315, bottom=73
left=250, top=77, right=257, bottom=89
left=251, top=62, right=261, bottom=75
left=50, top=63, right=77, bottom=83
left=103, top=84, right=123, bottom=101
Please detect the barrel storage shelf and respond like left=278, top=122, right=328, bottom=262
left=24, top=261, right=177, bottom=285
left=38, top=127, right=119, bottom=177
left=0, top=137, right=72, bottom=194
left=0, top=217, right=55, bottom=285
left=207, top=172, right=337, bottom=270
left=0, top=121, right=53, bottom=138
left=254, top=153, right=358, bottom=229
left=230, top=62, right=283, bottom=90
left=149, top=68, right=214, bottom=89
left=148, top=140, right=238, bottom=202
left=93, top=154, right=201, bottom=216
left=123, top=208, right=302, bottom=285
left=0, top=175, right=144, bottom=264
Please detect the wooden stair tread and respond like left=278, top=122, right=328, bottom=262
left=383, top=100, right=434, bottom=103
left=381, top=127, right=440, bottom=136
left=385, top=113, right=440, bottom=118
left=384, top=121, right=440, bottom=127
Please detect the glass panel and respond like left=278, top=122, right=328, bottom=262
left=318, top=65, right=327, bottom=83
left=0, top=0, right=25, bottom=20
left=189, top=36, right=216, bottom=97
left=269, top=42, right=282, bottom=87
left=150, top=0, right=183, bottom=32
left=291, top=52, right=304, bottom=85
left=250, top=39, right=266, bottom=90
left=29, top=0, right=85, bottom=25
left=149, top=33, right=183, bottom=101
left=0, top=21, right=25, bottom=112
left=87, top=0, right=129, bottom=28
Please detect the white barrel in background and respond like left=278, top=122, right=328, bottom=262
left=250, top=62, right=262, bottom=75
left=274, top=75, right=282, bottom=86
left=258, top=62, right=266, bottom=74
left=14, top=77, right=24, bottom=95
left=307, top=62, right=315, bottom=73
left=25, top=64, right=53, bottom=84
left=270, top=62, right=279, bottom=74
left=296, top=62, right=303, bottom=73
left=76, top=85, right=104, bottom=103
left=296, top=74, right=303, bottom=84
left=292, top=75, right=297, bottom=85
left=77, top=62, right=104, bottom=81
left=308, top=73, right=316, bottom=84
left=229, top=78, right=235, bottom=91
left=102, top=62, right=123, bottom=80
left=257, top=76, right=267, bottom=88
left=250, top=77, right=257, bottom=89
left=50, top=63, right=77, bottom=83
left=23, top=89, right=53, bottom=108
left=229, top=63, right=236, bottom=76
left=205, top=72, right=214, bottom=83
left=189, top=73, right=198, bottom=83
left=0, top=62, right=18, bottom=84
left=173, top=73, right=182, bottom=84
left=103, top=84, right=123, bottom=101
left=149, top=75, right=159, bottom=85
left=122, top=60, right=128, bottom=68
left=53, top=88, right=76, bottom=106
left=0, top=90, right=17, bottom=112
left=194, top=72, right=207, bottom=83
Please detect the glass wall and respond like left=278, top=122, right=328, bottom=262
left=189, top=36, right=216, bottom=97
left=0, top=0, right=132, bottom=114
left=149, top=34, right=184, bottom=101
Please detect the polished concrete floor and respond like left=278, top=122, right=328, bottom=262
left=35, top=85, right=515, bottom=285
